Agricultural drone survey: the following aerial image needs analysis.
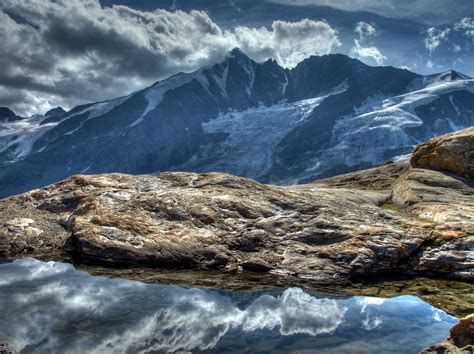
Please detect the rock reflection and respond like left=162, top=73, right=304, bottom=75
left=0, top=258, right=457, bottom=354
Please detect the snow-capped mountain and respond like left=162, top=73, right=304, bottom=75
left=0, top=48, right=473, bottom=197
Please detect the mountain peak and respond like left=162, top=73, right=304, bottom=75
left=427, top=70, right=471, bottom=85
left=45, top=106, right=66, bottom=117
left=228, top=47, right=247, bottom=58
left=0, top=107, right=16, bottom=118
left=443, top=70, right=471, bottom=80
left=226, top=48, right=255, bottom=65
left=0, top=107, right=19, bottom=122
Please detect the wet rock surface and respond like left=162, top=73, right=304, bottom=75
left=77, top=263, right=474, bottom=318
left=0, top=128, right=473, bottom=283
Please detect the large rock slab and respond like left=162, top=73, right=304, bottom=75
left=0, top=172, right=430, bottom=283
left=393, top=148, right=474, bottom=281
left=411, top=126, right=474, bottom=178
left=0, top=127, right=473, bottom=283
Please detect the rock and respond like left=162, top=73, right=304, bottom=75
left=240, top=260, right=275, bottom=272
left=0, top=168, right=464, bottom=282
left=1, top=172, right=414, bottom=282
left=0, top=128, right=473, bottom=283
left=318, top=127, right=474, bottom=281
left=390, top=160, right=473, bottom=281
left=411, top=126, right=474, bottom=179
left=451, top=314, right=474, bottom=348
left=313, top=160, right=410, bottom=191
left=422, top=314, right=474, bottom=353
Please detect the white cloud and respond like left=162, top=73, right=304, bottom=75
left=362, top=314, right=382, bottom=330
left=424, top=27, right=451, bottom=54
left=0, top=1, right=340, bottom=116
left=357, top=297, right=386, bottom=313
left=241, top=288, right=346, bottom=336
left=357, top=297, right=384, bottom=330
left=235, top=19, right=341, bottom=68
left=2, top=259, right=457, bottom=353
left=426, top=59, right=433, bottom=68
left=455, top=17, right=474, bottom=37
left=102, top=288, right=347, bottom=353
left=350, top=21, right=386, bottom=65
left=354, top=21, right=377, bottom=39
left=1, top=260, right=348, bottom=354
left=350, top=40, right=387, bottom=65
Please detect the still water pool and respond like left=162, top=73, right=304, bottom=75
left=0, top=258, right=457, bottom=353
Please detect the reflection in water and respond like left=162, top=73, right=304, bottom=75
left=0, top=258, right=457, bottom=353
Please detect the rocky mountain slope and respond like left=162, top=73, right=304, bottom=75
left=0, top=49, right=473, bottom=198
left=1, top=127, right=472, bottom=283
left=0, top=107, right=23, bottom=123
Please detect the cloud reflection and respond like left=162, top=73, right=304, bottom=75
left=0, top=259, right=346, bottom=353
left=0, top=258, right=457, bottom=354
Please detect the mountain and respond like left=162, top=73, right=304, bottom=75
left=0, top=48, right=473, bottom=197
left=0, top=107, right=22, bottom=123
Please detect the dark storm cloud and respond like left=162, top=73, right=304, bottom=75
left=0, top=0, right=473, bottom=116
left=269, top=0, right=474, bottom=25
left=0, top=0, right=341, bottom=115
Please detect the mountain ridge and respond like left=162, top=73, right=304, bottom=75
left=0, top=49, right=473, bottom=198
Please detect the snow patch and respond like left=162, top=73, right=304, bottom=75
left=213, top=64, right=229, bottom=98
left=180, top=93, right=335, bottom=179
left=129, top=72, right=203, bottom=128
left=241, top=61, right=255, bottom=96
left=448, top=95, right=461, bottom=115
left=0, top=117, right=58, bottom=161
left=446, top=118, right=461, bottom=131
left=281, top=73, right=289, bottom=96
left=288, top=78, right=474, bottom=183
left=64, top=95, right=131, bottom=135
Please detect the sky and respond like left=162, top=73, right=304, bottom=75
left=0, top=0, right=473, bottom=116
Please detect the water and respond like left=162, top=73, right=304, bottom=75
left=0, top=258, right=457, bottom=354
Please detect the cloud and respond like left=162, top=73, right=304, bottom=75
left=357, top=297, right=384, bottom=330
left=0, top=259, right=347, bottom=353
left=452, top=44, right=462, bottom=52
left=350, top=22, right=386, bottom=65
left=267, top=0, right=474, bottom=25
left=1, top=258, right=457, bottom=353
left=354, top=21, right=377, bottom=39
left=235, top=19, right=341, bottom=68
left=424, top=27, right=451, bottom=54
left=98, top=288, right=347, bottom=353
left=357, top=297, right=386, bottom=313
left=0, top=1, right=340, bottom=116
left=455, top=17, right=474, bottom=37
left=362, top=314, right=382, bottom=330
left=351, top=40, right=387, bottom=65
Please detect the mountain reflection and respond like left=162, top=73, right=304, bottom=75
left=0, top=258, right=456, bottom=354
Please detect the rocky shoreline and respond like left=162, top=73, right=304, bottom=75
left=422, top=314, right=474, bottom=353
left=1, top=127, right=472, bottom=284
